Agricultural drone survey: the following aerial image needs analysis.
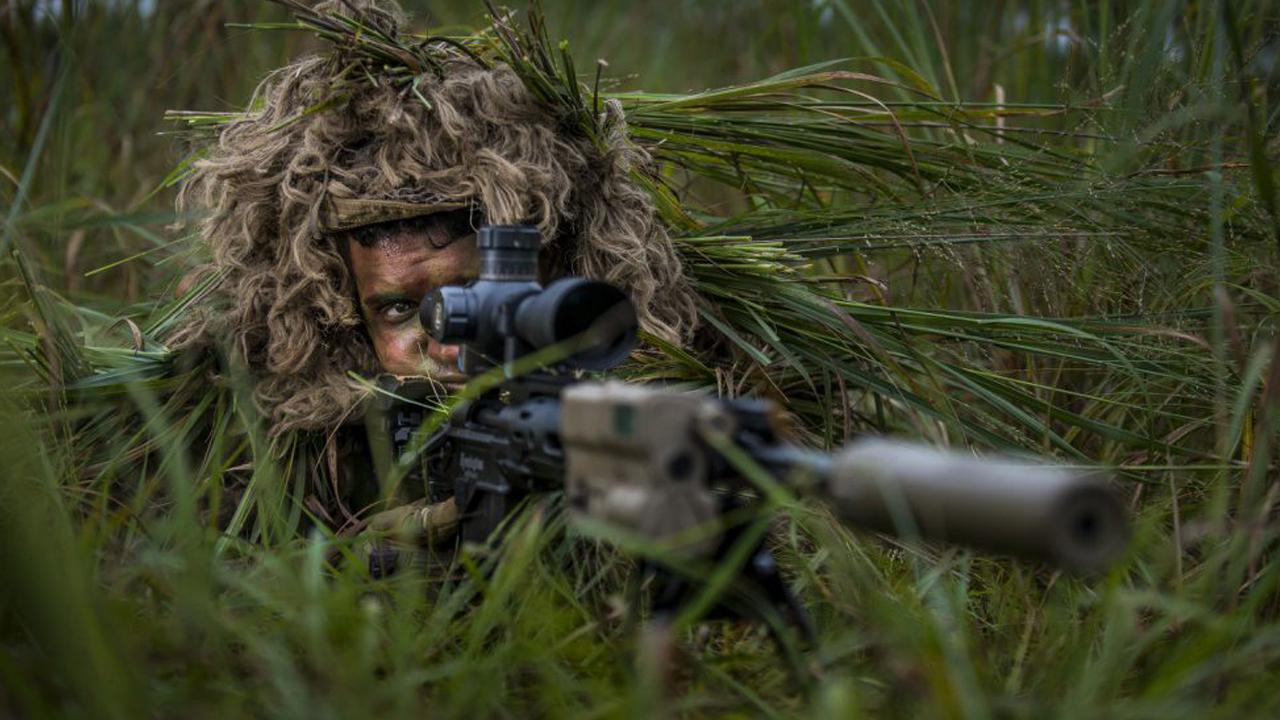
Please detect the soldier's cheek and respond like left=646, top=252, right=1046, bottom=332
left=426, top=337, right=460, bottom=368
left=371, top=325, right=430, bottom=376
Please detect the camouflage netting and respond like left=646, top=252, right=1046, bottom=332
left=169, top=0, right=698, bottom=436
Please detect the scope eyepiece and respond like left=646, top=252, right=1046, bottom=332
left=419, top=224, right=638, bottom=375
left=422, top=286, right=477, bottom=345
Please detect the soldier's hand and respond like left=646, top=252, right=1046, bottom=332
left=360, top=498, right=459, bottom=578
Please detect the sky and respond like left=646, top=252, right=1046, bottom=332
left=32, top=0, right=158, bottom=18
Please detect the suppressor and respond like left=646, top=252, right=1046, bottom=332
left=817, top=439, right=1128, bottom=573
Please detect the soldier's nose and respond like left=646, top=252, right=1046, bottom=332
left=425, top=337, right=461, bottom=371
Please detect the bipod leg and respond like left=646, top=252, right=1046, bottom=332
left=740, top=545, right=817, bottom=648
left=734, top=545, right=823, bottom=687
left=640, top=537, right=820, bottom=687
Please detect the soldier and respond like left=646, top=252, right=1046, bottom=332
left=167, top=0, right=698, bottom=554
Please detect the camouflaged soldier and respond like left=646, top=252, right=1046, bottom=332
left=167, top=0, right=698, bottom=554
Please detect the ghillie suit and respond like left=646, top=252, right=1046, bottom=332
left=21, top=0, right=1254, bottom=543
left=168, top=0, right=696, bottom=437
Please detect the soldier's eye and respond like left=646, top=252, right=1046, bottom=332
left=378, top=300, right=417, bottom=324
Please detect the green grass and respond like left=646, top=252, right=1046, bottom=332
left=2, top=0, right=1280, bottom=717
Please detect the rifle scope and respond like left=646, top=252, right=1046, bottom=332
left=420, top=225, right=638, bottom=375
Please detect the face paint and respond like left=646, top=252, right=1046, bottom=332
left=346, top=210, right=481, bottom=388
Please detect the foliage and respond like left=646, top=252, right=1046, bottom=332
left=1, top=0, right=1278, bottom=716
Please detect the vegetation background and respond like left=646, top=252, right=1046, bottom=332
left=1, top=0, right=1279, bottom=717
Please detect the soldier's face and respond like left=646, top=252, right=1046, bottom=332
left=346, top=213, right=480, bottom=386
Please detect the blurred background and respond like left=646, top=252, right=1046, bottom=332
left=7, top=0, right=1273, bottom=309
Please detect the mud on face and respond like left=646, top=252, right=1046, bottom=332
left=343, top=210, right=480, bottom=386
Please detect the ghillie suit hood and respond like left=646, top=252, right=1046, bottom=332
left=169, top=0, right=696, bottom=436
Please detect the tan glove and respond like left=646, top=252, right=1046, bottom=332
left=360, top=498, right=460, bottom=578
left=365, top=497, right=460, bottom=544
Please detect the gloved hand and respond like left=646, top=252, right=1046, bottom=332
left=360, top=497, right=459, bottom=578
